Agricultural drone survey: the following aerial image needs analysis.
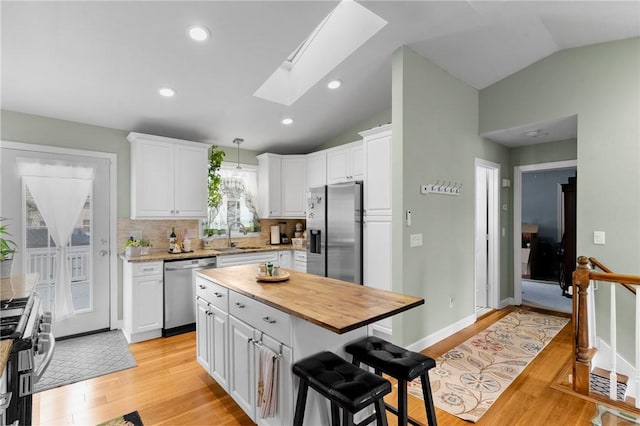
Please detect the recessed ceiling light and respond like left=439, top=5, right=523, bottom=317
left=187, top=25, right=210, bottom=42
left=327, top=80, right=342, bottom=90
left=281, top=117, right=294, bottom=125
left=158, top=87, right=176, bottom=97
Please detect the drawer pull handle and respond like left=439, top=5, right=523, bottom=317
left=142, top=267, right=155, bottom=272
left=262, top=316, right=276, bottom=324
left=235, top=302, right=245, bottom=309
left=214, top=292, right=223, bottom=298
left=199, top=285, right=206, bottom=289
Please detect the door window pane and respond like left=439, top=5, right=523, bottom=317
left=24, top=187, right=93, bottom=313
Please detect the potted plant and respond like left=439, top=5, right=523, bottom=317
left=203, top=146, right=225, bottom=246
left=0, top=218, right=18, bottom=278
left=124, top=237, right=141, bottom=257
left=139, top=238, right=152, bottom=255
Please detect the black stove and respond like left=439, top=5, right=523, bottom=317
left=0, top=295, right=33, bottom=340
left=1, top=292, right=54, bottom=425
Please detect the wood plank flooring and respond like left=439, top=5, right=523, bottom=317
left=33, top=306, right=625, bottom=425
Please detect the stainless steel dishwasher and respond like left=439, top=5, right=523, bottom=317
left=163, top=256, right=216, bottom=337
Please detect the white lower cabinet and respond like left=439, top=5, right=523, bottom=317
left=229, top=315, right=256, bottom=417
left=197, top=275, right=293, bottom=425
left=196, top=298, right=228, bottom=390
left=123, top=261, right=164, bottom=343
left=278, top=250, right=292, bottom=269
left=293, top=251, right=307, bottom=272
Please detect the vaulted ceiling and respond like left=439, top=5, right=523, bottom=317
left=2, top=1, right=638, bottom=153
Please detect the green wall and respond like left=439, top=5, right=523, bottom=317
left=392, top=47, right=510, bottom=346
left=510, top=138, right=577, bottom=167
left=480, top=38, right=640, bottom=361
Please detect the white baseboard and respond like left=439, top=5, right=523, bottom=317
left=593, top=337, right=637, bottom=397
left=499, top=297, right=515, bottom=309
left=406, top=313, right=476, bottom=352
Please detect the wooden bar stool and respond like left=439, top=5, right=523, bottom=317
left=345, top=336, right=438, bottom=426
left=292, top=351, right=392, bottom=426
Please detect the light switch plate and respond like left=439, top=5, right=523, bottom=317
left=410, top=233, right=423, bottom=247
left=593, top=231, right=606, bottom=245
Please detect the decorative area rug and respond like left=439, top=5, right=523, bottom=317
left=97, top=410, right=144, bottom=426
left=408, top=310, right=569, bottom=423
left=36, top=330, right=137, bottom=393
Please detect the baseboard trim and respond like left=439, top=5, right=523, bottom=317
left=499, top=297, right=515, bottom=309
left=406, top=313, right=476, bottom=352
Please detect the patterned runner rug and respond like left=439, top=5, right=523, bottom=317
left=408, top=309, right=569, bottom=422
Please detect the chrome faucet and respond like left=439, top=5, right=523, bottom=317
left=228, top=221, right=247, bottom=247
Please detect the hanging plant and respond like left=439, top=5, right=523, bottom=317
left=205, top=146, right=225, bottom=233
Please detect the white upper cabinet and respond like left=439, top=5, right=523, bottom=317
left=326, top=141, right=364, bottom=184
left=257, top=153, right=282, bottom=218
left=360, top=124, right=392, bottom=217
left=128, top=132, right=209, bottom=219
left=281, top=156, right=307, bottom=217
left=306, top=151, right=327, bottom=189
left=257, top=153, right=307, bottom=218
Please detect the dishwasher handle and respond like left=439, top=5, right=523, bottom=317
left=165, top=262, right=216, bottom=271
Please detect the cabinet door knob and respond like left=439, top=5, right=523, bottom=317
left=262, top=316, right=276, bottom=324
left=235, top=302, right=245, bottom=309
left=175, top=210, right=179, bottom=214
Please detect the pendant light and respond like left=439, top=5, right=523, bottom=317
left=233, top=138, right=243, bottom=170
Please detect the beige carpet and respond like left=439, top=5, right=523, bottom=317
left=408, top=310, right=569, bottom=423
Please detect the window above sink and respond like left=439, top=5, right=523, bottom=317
left=201, top=162, right=261, bottom=239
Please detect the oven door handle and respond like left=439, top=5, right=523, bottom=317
left=34, top=332, right=56, bottom=382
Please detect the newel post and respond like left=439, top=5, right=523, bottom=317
left=573, top=256, right=592, bottom=394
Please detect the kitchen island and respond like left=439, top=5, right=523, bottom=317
left=196, top=264, right=423, bottom=426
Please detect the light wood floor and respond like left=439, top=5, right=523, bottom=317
left=33, top=306, right=624, bottom=425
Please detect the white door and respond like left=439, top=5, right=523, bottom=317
left=0, top=146, right=111, bottom=337
left=474, top=159, right=500, bottom=314
left=475, top=167, right=489, bottom=310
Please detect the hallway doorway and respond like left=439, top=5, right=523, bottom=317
left=513, top=160, right=577, bottom=307
left=474, top=158, right=500, bottom=315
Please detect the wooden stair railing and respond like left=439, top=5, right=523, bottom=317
left=573, top=256, right=640, bottom=407
left=589, top=257, right=636, bottom=295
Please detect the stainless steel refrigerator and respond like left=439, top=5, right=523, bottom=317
left=306, top=182, right=363, bottom=284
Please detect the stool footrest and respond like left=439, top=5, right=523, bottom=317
left=384, top=403, right=423, bottom=426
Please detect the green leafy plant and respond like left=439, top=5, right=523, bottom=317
left=0, top=218, right=18, bottom=261
left=138, top=238, right=151, bottom=247
left=124, top=238, right=141, bottom=248
left=208, top=146, right=225, bottom=209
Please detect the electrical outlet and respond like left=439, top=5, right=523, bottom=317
left=409, top=233, right=423, bottom=247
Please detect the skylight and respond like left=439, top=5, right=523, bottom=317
left=253, top=0, right=387, bottom=106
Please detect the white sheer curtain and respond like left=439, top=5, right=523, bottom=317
left=19, top=162, right=93, bottom=320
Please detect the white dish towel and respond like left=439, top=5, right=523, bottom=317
left=258, top=345, right=279, bottom=418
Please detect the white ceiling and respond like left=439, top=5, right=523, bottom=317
left=2, top=1, right=638, bottom=153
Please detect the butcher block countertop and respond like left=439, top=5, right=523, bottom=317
left=198, top=265, right=424, bottom=334
left=1, top=273, right=38, bottom=300
left=0, top=340, right=11, bottom=374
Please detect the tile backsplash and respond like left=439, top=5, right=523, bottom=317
left=117, top=218, right=306, bottom=252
